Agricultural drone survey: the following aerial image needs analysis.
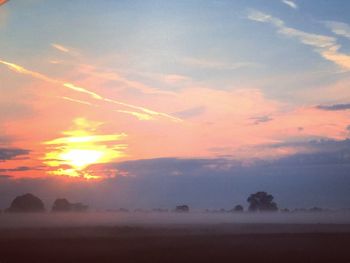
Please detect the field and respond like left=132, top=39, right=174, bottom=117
left=1, top=220, right=350, bottom=263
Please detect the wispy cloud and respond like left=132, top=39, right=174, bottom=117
left=61, top=96, right=155, bottom=121
left=264, top=138, right=350, bottom=158
left=0, top=166, right=41, bottom=172
left=250, top=115, right=273, bottom=125
left=61, top=96, right=95, bottom=106
left=174, top=106, right=206, bottom=119
left=51, top=43, right=69, bottom=53
left=0, top=59, right=182, bottom=122
left=76, top=64, right=177, bottom=96
left=247, top=10, right=350, bottom=70
left=0, top=148, right=29, bottom=161
left=282, top=0, right=298, bottom=10
left=163, top=74, right=191, bottom=85
left=116, top=110, right=154, bottom=121
left=316, top=103, right=350, bottom=111
left=51, top=43, right=80, bottom=56
left=324, top=21, right=350, bottom=39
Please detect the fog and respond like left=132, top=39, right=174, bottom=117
left=1, top=211, right=350, bottom=230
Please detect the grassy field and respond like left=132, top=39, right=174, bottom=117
left=0, top=224, right=350, bottom=262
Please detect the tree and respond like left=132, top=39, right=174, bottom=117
left=52, top=198, right=71, bottom=212
left=52, top=198, right=88, bottom=212
left=247, top=191, right=278, bottom=212
left=175, top=205, right=189, bottom=213
left=233, top=204, right=244, bottom=212
left=6, top=193, right=45, bottom=213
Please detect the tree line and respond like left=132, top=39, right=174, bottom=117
left=1, top=191, right=282, bottom=213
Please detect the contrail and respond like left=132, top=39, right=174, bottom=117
left=0, top=60, right=57, bottom=83
left=0, top=59, right=182, bottom=122
left=104, top=98, right=182, bottom=122
left=62, top=96, right=155, bottom=121
left=116, top=110, right=154, bottom=121
left=61, top=96, right=95, bottom=106
left=51, top=43, right=70, bottom=53
left=63, top=83, right=103, bottom=100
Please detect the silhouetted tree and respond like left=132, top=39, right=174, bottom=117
left=175, top=205, right=189, bottom=213
left=309, top=207, right=323, bottom=212
left=247, top=191, right=278, bottom=212
left=52, top=198, right=71, bottom=212
left=6, top=193, right=45, bottom=213
left=233, top=205, right=244, bottom=212
left=52, top=198, right=88, bottom=212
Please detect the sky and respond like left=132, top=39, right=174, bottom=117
left=1, top=0, right=350, bottom=209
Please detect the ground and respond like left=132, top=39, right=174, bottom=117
left=0, top=224, right=350, bottom=263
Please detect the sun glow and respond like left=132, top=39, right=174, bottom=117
left=43, top=118, right=127, bottom=179
left=59, top=149, right=104, bottom=169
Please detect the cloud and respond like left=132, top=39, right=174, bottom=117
left=247, top=10, right=350, bottom=70
left=265, top=139, right=350, bottom=166
left=1, top=142, right=350, bottom=210
left=116, top=110, right=154, bottom=121
left=106, top=153, right=350, bottom=208
left=76, top=63, right=176, bottom=96
left=51, top=43, right=80, bottom=57
left=0, top=0, right=8, bottom=6
left=115, top=157, right=240, bottom=176
left=51, top=43, right=70, bottom=53
left=2, top=48, right=350, bottom=172
left=174, top=106, right=206, bottom=118
left=316, top=103, right=350, bottom=111
left=267, top=137, right=350, bottom=152
left=0, top=148, right=30, bottom=161
left=0, top=166, right=40, bottom=172
left=0, top=59, right=182, bottom=122
left=3, top=57, right=349, bottom=167
left=250, top=115, right=273, bottom=125
left=324, top=21, right=350, bottom=39
left=61, top=96, right=95, bottom=106
left=163, top=74, right=191, bottom=85
left=282, top=0, right=298, bottom=9
left=294, top=76, right=350, bottom=104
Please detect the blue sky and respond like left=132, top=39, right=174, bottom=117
left=2, top=0, right=350, bottom=100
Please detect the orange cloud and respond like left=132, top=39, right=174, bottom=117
left=0, top=59, right=181, bottom=122
left=43, top=118, right=127, bottom=179
left=2, top=50, right=350, bottom=180
left=0, top=0, right=8, bottom=6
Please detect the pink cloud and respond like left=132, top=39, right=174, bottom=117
left=2, top=48, right=350, bottom=179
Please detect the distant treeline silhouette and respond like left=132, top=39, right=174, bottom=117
left=0, top=191, right=337, bottom=213
left=3, top=193, right=88, bottom=213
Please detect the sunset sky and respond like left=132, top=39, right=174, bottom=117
left=1, top=0, right=350, bottom=209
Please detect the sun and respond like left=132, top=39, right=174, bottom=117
left=59, top=149, right=105, bottom=169
left=43, top=118, right=127, bottom=179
